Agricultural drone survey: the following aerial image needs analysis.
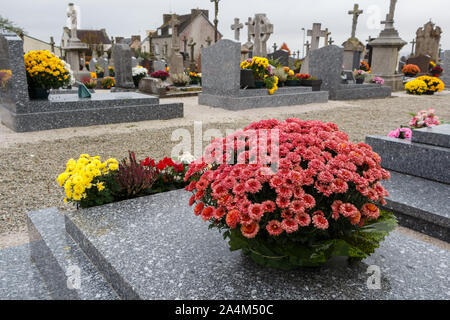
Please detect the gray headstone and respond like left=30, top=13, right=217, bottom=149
left=202, top=39, right=241, bottom=96
left=112, top=44, right=134, bottom=88
left=89, top=58, right=97, bottom=74
left=441, top=50, right=450, bottom=87
left=268, top=49, right=289, bottom=67
left=0, top=34, right=30, bottom=107
left=131, top=56, right=138, bottom=68
left=309, top=45, right=343, bottom=91
left=406, top=55, right=431, bottom=74
left=152, top=60, right=165, bottom=72
left=98, top=57, right=109, bottom=76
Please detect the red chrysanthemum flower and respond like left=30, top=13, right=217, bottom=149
left=312, top=214, right=329, bottom=230
left=361, top=203, right=380, bottom=220
left=281, top=218, right=299, bottom=233
left=241, top=222, right=260, bottom=239
left=225, top=210, right=240, bottom=229
left=266, top=220, right=284, bottom=236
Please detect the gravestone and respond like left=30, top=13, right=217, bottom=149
left=441, top=50, right=450, bottom=87
left=366, top=124, right=450, bottom=242
left=342, top=4, right=364, bottom=70
left=267, top=49, right=289, bottom=67
left=89, top=58, right=97, bottom=74
left=368, top=0, right=407, bottom=91
left=199, top=39, right=328, bottom=110
left=131, top=57, right=138, bottom=68
left=98, top=57, right=109, bottom=76
left=301, top=23, right=328, bottom=74
left=309, top=45, right=391, bottom=100
left=112, top=44, right=134, bottom=89
left=248, top=14, right=273, bottom=57
left=153, top=60, right=166, bottom=72
left=0, top=34, right=183, bottom=132
left=406, top=55, right=431, bottom=75
left=415, top=21, right=442, bottom=62
left=231, top=18, right=244, bottom=41
left=168, top=14, right=184, bottom=75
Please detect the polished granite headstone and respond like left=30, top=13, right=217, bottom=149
left=0, top=34, right=183, bottom=132
left=20, top=190, right=444, bottom=300
left=366, top=124, right=450, bottom=241
left=309, top=45, right=392, bottom=100
left=199, top=39, right=328, bottom=110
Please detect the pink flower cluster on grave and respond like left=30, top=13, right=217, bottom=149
left=409, top=109, right=441, bottom=128
left=372, top=77, right=385, bottom=85
left=388, top=128, right=413, bottom=140
left=185, top=119, right=390, bottom=239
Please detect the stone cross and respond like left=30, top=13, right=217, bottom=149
left=182, top=36, right=188, bottom=54
left=381, top=0, right=398, bottom=29
left=324, top=28, right=331, bottom=47
left=248, top=14, right=274, bottom=57
left=206, top=36, right=212, bottom=46
left=328, top=37, right=334, bottom=45
left=296, top=50, right=300, bottom=59
left=307, top=23, right=327, bottom=50
left=50, top=36, right=55, bottom=53
left=170, top=14, right=181, bottom=52
left=231, top=18, right=244, bottom=41
left=410, top=38, right=416, bottom=54
left=245, top=17, right=252, bottom=43
left=348, top=4, right=363, bottom=38
left=67, top=3, right=78, bottom=39
left=188, top=38, right=196, bottom=62
left=305, top=41, right=311, bottom=55
left=272, top=43, right=277, bottom=52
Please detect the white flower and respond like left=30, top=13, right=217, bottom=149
left=179, top=152, right=195, bottom=164
left=61, top=60, right=76, bottom=86
left=132, top=66, right=148, bottom=77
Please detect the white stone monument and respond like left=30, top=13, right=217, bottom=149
left=248, top=14, right=273, bottom=57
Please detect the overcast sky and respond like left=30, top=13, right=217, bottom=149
left=2, top=0, right=449, bottom=57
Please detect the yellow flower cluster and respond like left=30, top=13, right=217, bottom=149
left=268, top=76, right=279, bottom=95
left=0, top=69, right=12, bottom=87
left=189, top=72, right=201, bottom=78
left=91, top=72, right=97, bottom=79
left=405, top=79, right=428, bottom=95
left=416, top=76, right=445, bottom=93
left=430, top=61, right=436, bottom=68
left=57, top=154, right=119, bottom=202
left=240, top=57, right=269, bottom=70
left=24, top=50, right=69, bottom=81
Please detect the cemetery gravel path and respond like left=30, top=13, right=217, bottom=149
left=0, top=93, right=449, bottom=248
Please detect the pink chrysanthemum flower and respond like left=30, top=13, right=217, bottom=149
left=312, top=214, right=329, bottom=230
left=266, top=220, right=284, bottom=236
left=276, top=196, right=291, bottom=209
left=289, top=200, right=305, bottom=214
left=331, top=200, right=343, bottom=220
left=241, top=222, right=259, bottom=239
left=339, top=203, right=358, bottom=217
left=295, top=212, right=311, bottom=227
left=302, top=194, right=316, bottom=209
left=262, top=200, right=276, bottom=213
left=245, top=179, right=262, bottom=194
left=248, top=203, right=264, bottom=220
left=361, top=203, right=380, bottom=220
left=281, top=218, right=299, bottom=233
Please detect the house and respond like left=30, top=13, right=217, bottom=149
left=61, top=27, right=112, bottom=57
left=22, top=34, right=64, bottom=57
left=141, top=9, right=222, bottom=62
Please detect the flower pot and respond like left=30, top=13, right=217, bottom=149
left=278, top=81, right=285, bottom=87
left=28, top=87, right=50, bottom=100
left=189, top=80, right=199, bottom=85
left=301, top=79, right=322, bottom=91
left=255, top=80, right=265, bottom=89
left=240, top=69, right=255, bottom=89
left=404, top=73, right=417, bottom=77
left=356, top=78, right=364, bottom=84
left=285, top=79, right=298, bottom=86
left=174, top=83, right=187, bottom=87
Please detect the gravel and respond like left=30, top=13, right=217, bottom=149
left=0, top=93, right=449, bottom=242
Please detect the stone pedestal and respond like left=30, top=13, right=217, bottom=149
left=169, top=52, right=184, bottom=75
left=369, top=26, right=406, bottom=91
left=63, top=39, right=90, bottom=81
left=342, top=38, right=364, bottom=70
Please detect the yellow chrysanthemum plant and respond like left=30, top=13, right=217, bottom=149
left=24, top=50, right=71, bottom=90
left=416, top=76, right=445, bottom=94
left=405, top=79, right=428, bottom=95
left=240, top=56, right=279, bottom=95
left=57, top=154, right=119, bottom=208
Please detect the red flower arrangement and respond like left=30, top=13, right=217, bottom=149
left=360, top=61, right=371, bottom=72
left=295, top=73, right=310, bottom=80
left=185, top=118, right=397, bottom=269
left=151, top=71, right=170, bottom=81
left=402, top=64, right=421, bottom=76
left=431, top=65, right=443, bottom=77
left=141, top=156, right=186, bottom=193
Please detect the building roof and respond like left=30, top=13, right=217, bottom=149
left=77, top=29, right=111, bottom=45
left=145, top=9, right=222, bottom=41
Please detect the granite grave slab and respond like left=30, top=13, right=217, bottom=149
left=309, top=45, right=392, bottom=100
left=0, top=34, right=183, bottom=132
left=38, top=190, right=448, bottom=300
left=199, top=39, right=328, bottom=110
left=366, top=125, right=450, bottom=241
